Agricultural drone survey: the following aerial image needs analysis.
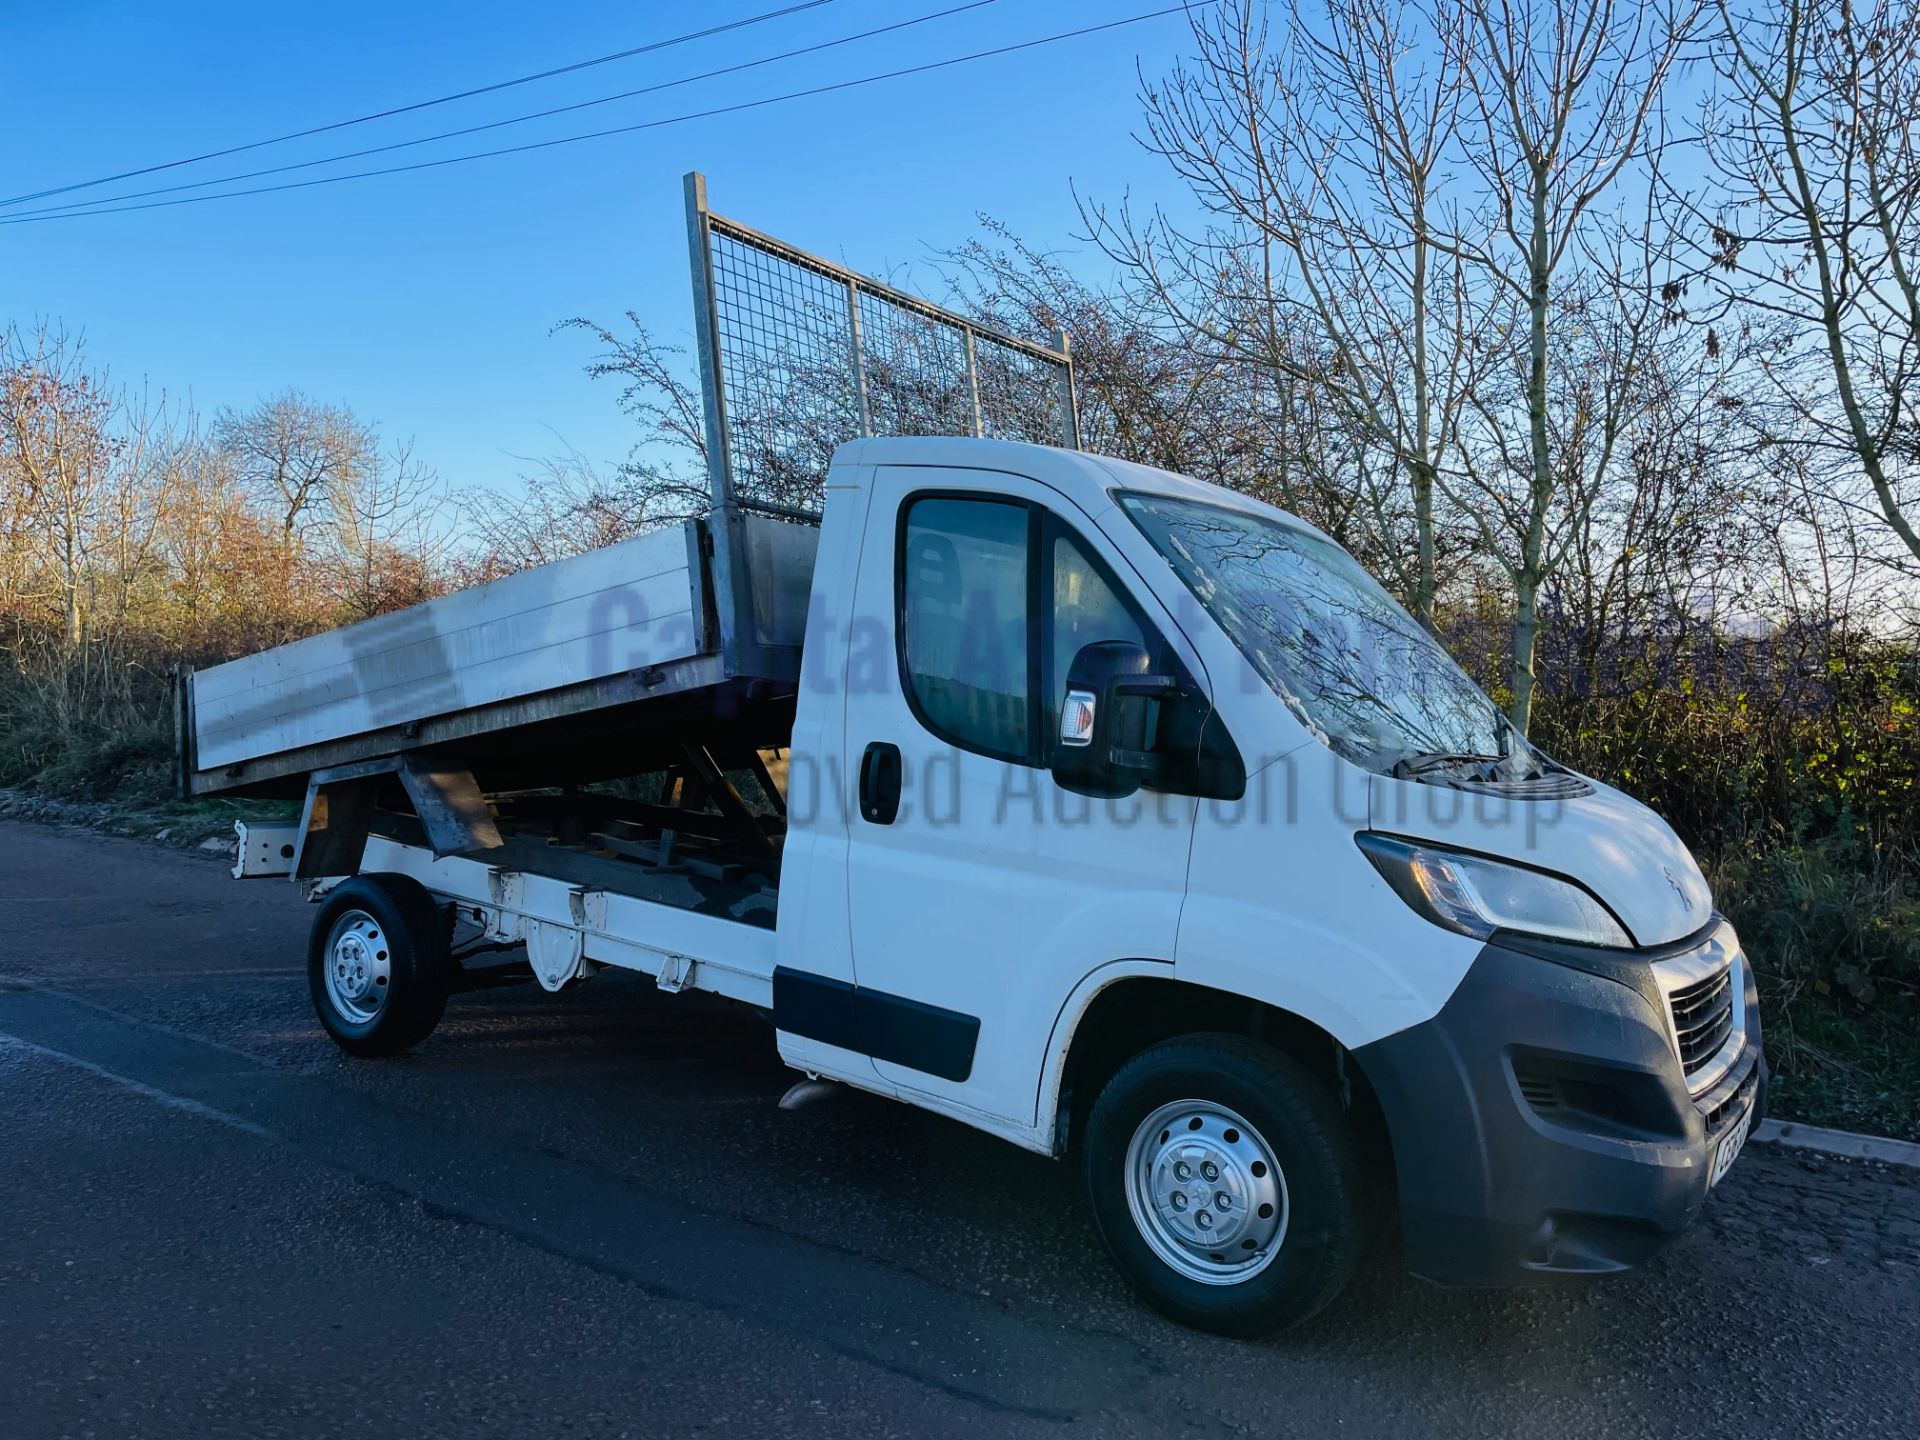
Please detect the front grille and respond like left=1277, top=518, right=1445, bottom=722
left=1669, top=966, right=1735, bottom=1079
left=1701, top=1067, right=1758, bottom=1140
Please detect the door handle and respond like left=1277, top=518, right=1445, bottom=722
left=859, top=741, right=902, bottom=825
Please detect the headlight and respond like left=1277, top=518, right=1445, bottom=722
left=1356, top=833, right=1632, bottom=948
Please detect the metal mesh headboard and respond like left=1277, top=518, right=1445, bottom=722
left=684, top=172, right=1080, bottom=520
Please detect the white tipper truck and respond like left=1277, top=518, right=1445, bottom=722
left=176, top=184, right=1764, bottom=1336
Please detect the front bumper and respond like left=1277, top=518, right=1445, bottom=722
left=1353, top=919, right=1766, bottom=1286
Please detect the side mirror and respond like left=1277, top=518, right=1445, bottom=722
left=1050, top=641, right=1181, bottom=799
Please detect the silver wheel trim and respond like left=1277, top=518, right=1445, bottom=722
left=1123, top=1098, right=1290, bottom=1286
left=324, top=910, right=392, bottom=1026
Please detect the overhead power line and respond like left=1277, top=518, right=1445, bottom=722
left=0, top=5, right=1205, bottom=228
left=0, top=0, right=837, bottom=209
left=8, top=0, right=1005, bottom=221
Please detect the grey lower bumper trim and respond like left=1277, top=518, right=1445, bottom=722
left=1352, top=925, right=1767, bottom=1287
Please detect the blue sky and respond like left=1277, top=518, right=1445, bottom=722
left=2, top=1, right=1197, bottom=492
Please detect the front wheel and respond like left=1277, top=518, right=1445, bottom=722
left=308, top=874, right=449, bottom=1057
left=1082, top=1033, right=1363, bottom=1336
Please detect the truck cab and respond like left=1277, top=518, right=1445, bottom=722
left=772, top=436, right=1765, bottom=1331
left=203, top=434, right=1764, bottom=1336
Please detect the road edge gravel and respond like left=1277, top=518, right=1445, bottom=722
left=1754, top=1118, right=1920, bottom=1168
left=0, top=786, right=258, bottom=856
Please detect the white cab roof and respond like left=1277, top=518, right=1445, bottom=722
left=830, top=435, right=1331, bottom=542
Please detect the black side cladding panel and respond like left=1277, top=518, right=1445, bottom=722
left=853, top=989, right=980, bottom=1084
left=772, top=966, right=980, bottom=1083
left=772, top=968, right=863, bottom=1053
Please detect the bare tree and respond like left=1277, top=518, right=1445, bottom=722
left=947, top=220, right=1258, bottom=480
left=1441, top=0, right=1701, bottom=730
left=1544, top=303, right=1772, bottom=697
left=212, top=389, right=373, bottom=552
left=949, top=218, right=1426, bottom=570
left=1695, top=0, right=1920, bottom=571
left=1088, top=0, right=1699, bottom=731
left=461, top=449, right=668, bottom=577
left=329, top=437, right=448, bottom=617
left=151, top=421, right=246, bottom=648
left=555, top=314, right=712, bottom=525
left=1087, top=0, right=1484, bottom=626
left=0, top=322, right=143, bottom=648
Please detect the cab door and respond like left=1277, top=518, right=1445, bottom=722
left=836, top=465, right=1206, bottom=1126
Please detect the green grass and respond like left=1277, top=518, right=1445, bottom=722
left=1750, top=982, right=1920, bottom=1140
left=1714, top=839, right=1920, bottom=1140
left=0, top=701, right=290, bottom=841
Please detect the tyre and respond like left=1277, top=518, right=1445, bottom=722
left=1082, top=1033, right=1363, bottom=1337
left=308, top=874, right=450, bottom=1057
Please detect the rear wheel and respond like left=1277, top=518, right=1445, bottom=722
left=308, top=874, right=449, bottom=1057
left=1082, top=1033, right=1363, bottom=1336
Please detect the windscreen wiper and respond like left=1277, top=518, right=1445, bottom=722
left=1391, top=751, right=1504, bottom=780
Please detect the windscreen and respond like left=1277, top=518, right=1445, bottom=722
left=1120, top=492, right=1510, bottom=773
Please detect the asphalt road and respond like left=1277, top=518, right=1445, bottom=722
left=1, top=818, right=1916, bottom=1439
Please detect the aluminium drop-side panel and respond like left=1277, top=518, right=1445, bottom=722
left=742, top=513, right=821, bottom=647
left=191, top=526, right=705, bottom=773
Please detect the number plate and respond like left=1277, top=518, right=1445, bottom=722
left=1709, top=1095, right=1755, bottom=1188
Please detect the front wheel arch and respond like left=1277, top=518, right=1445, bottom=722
left=1047, top=975, right=1388, bottom=1166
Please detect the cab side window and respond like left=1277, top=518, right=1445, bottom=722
left=899, top=497, right=1031, bottom=761
left=897, top=493, right=1208, bottom=777
left=1047, top=528, right=1153, bottom=732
